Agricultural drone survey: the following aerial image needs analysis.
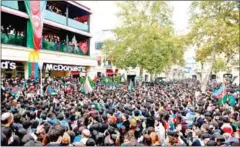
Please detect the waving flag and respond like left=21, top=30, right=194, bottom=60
left=11, top=87, right=21, bottom=99
left=217, top=94, right=236, bottom=106
left=80, top=77, right=93, bottom=94
left=213, top=84, right=226, bottom=100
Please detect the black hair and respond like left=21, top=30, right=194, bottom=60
left=14, top=113, right=21, bottom=123
left=48, top=124, right=65, bottom=142
left=22, top=119, right=31, bottom=130
left=86, top=138, right=96, bottom=146
left=134, top=110, right=140, bottom=117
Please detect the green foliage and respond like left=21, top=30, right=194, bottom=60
left=212, top=58, right=227, bottom=74
left=186, top=1, right=239, bottom=63
left=114, top=75, right=121, bottom=84
left=102, top=1, right=185, bottom=75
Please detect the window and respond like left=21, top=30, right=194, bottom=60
left=95, top=42, right=103, bottom=50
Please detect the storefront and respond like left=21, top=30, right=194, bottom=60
left=42, top=63, right=86, bottom=78
left=1, top=60, right=25, bottom=78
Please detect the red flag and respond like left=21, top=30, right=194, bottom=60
left=75, top=15, right=88, bottom=23
left=79, top=41, right=88, bottom=54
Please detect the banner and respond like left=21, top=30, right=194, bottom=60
left=27, top=50, right=40, bottom=79
left=24, top=1, right=47, bottom=79
left=24, top=1, right=47, bottom=50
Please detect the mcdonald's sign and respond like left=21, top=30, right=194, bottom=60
left=27, top=50, right=40, bottom=79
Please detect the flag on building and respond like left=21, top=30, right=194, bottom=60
left=128, top=80, right=134, bottom=91
left=24, top=1, right=47, bottom=79
left=213, top=84, right=226, bottom=100
left=80, top=77, right=93, bottom=94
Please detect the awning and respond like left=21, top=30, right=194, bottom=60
left=106, top=69, right=113, bottom=75
left=71, top=71, right=79, bottom=75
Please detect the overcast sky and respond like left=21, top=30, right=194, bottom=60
left=79, top=1, right=195, bottom=60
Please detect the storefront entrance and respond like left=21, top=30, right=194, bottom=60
left=127, top=75, right=136, bottom=83
left=42, top=63, right=86, bottom=78
left=1, top=60, right=25, bottom=78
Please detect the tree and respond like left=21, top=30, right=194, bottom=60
left=212, top=58, right=227, bottom=74
left=186, top=1, right=239, bottom=92
left=103, top=1, right=184, bottom=77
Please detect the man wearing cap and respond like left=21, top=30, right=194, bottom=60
left=74, top=129, right=90, bottom=146
left=1, top=112, right=14, bottom=145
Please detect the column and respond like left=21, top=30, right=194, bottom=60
left=24, top=62, right=28, bottom=79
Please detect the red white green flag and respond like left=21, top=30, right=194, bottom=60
left=79, top=40, right=88, bottom=54
left=24, top=1, right=47, bottom=50
left=24, top=1, right=47, bottom=79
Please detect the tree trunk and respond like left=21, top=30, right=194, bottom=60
left=139, top=66, right=143, bottom=77
left=201, top=45, right=216, bottom=93
left=150, top=74, right=153, bottom=82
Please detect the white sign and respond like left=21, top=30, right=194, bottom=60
left=1, top=61, right=16, bottom=69
left=45, top=63, right=86, bottom=72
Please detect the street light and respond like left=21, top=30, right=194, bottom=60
left=38, top=61, right=44, bottom=96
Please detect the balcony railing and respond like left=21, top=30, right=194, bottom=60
left=1, top=1, right=19, bottom=10
left=68, top=18, right=89, bottom=32
left=42, top=40, right=89, bottom=56
left=1, top=33, right=25, bottom=46
left=45, top=10, right=67, bottom=26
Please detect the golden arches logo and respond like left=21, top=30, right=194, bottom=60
left=28, top=50, right=40, bottom=62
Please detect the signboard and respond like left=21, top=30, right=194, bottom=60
left=44, top=63, right=86, bottom=72
left=1, top=60, right=16, bottom=69
left=223, top=74, right=232, bottom=79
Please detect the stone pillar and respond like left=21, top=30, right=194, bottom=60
left=24, top=62, right=28, bottom=79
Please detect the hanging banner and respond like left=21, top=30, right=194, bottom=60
left=24, top=0, right=47, bottom=50
left=24, top=0, right=46, bottom=79
left=28, top=50, right=40, bottom=79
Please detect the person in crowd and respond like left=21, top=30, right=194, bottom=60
left=1, top=76, right=239, bottom=146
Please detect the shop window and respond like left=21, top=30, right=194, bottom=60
left=97, top=72, right=102, bottom=78
left=95, top=42, right=103, bottom=50
left=98, top=60, right=101, bottom=66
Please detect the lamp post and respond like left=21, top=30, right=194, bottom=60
left=38, top=61, right=44, bottom=96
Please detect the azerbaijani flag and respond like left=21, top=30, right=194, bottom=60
left=81, top=77, right=93, bottom=94
left=128, top=80, right=134, bottom=91
left=213, top=84, right=226, bottom=100
left=217, top=94, right=236, bottom=106
left=24, top=1, right=47, bottom=79
left=11, top=87, right=21, bottom=99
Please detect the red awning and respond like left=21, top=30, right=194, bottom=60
left=71, top=71, right=79, bottom=75
left=106, top=69, right=113, bottom=76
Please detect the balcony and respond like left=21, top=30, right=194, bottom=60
left=68, top=18, right=88, bottom=32
left=1, top=33, right=25, bottom=47
left=1, top=1, right=19, bottom=10
left=45, top=10, right=67, bottom=26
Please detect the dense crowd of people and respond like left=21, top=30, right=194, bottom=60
left=1, top=76, right=239, bottom=146
left=1, top=25, right=24, bottom=37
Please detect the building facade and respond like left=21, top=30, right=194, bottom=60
left=88, top=30, right=151, bottom=82
left=1, top=1, right=97, bottom=79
